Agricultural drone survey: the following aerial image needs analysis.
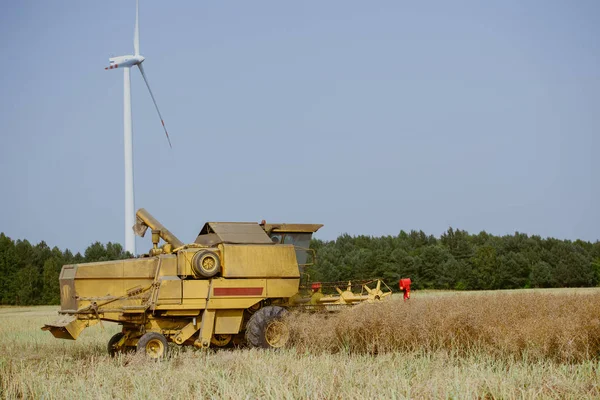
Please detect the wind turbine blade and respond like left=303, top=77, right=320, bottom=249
left=134, top=0, right=140, bottom=55
left=137, top=64, right=172, bottom=148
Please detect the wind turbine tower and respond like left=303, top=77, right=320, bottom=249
left=105, top=0, right=172, bottom=255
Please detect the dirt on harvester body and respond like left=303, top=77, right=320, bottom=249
left=43, top=208, right=394, bottom=358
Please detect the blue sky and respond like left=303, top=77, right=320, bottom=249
left=0, top=1, right=598, bottom=253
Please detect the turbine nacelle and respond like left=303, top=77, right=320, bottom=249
left=105, top=55, right=145, bottom=70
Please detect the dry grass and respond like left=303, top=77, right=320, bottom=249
left=289, top=290, right=600, bottom=363
left=1, top=289, right=600, bottom=399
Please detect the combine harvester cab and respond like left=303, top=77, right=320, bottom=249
left=43, top=209, right=393, bottom=358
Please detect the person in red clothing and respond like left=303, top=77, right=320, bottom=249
left=399, top=278, right=411, bottom=300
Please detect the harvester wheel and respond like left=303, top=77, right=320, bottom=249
left=137, top=332, right=168, bottom=359
left=108, top=332, right=125, bottom=357
left=211, top=334, right=233, bottom=347
left=245, top=306, right=290, bottom=349
left=191, top=250, right=221, bottom=278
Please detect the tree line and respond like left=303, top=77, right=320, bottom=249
left=0, top=233, right=131, bottom=305
left=0, top=228, right=599, bottom=305
left=307, top=228, right=600, bottom=291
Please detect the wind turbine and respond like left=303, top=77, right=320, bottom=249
left=105, top=0, right=171, bottom=255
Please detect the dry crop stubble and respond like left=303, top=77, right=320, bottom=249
left=1, top=289, right=600, bottom=399
left=287, top=290, right=600, bottom=362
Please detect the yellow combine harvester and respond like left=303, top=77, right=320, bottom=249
left=43, top=209, right=392, bottom=358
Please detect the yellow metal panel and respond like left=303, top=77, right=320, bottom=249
left=221, top=245, right=299, bottom=278
left=214, top=310, right=244, bottom=334
left=183, top=280, right=210, bottom=299
left=76, top=259, right=157, bottom=280
left=266, top=278, right=300, bottom=298
left=158, top=255, right=178, bottom=276
left=177, top=249, right=197, bottom=276
left=196, top=310, right=216, bottom=348
left=76, top=279, right=122, bottom=298
left=211, top=277, right=266, bottom=290
left=157, top=277, right=182, bottom=304
left=207, top=298, right=262, bottom=309
left=76, top=261, right=124, bottom=279
left=71, top=259, right=157, bottom=313
left=122, top=258, right=156, bottom=278
left=181, top=280, right=210, bottom=308
left=76, top=278, right=152, bottom=298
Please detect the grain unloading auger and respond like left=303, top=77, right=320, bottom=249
left=43, top=209, right=396, bottom=358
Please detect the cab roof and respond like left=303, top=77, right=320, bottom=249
left=195, top=222, right=273, bottom=246
left=194, top=221, right=323, bottom=246
left=261, top=223, right=323, bottom=234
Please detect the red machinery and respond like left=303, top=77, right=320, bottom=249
left=399, top=278, right=411, bottom=300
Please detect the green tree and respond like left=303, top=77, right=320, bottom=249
left=530, top=261, right=553, bottom=288
left=0, top=234, right=18, bottom=303
left=418, top=246, right=450, bottom=289
left=42, top=258, right=61, bottom=304
left=12, top=264, right=40, bottom=305
left=470, top=245, right=498, bottom=289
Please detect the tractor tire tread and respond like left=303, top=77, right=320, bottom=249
left=245, top=306, right=289, bottom=349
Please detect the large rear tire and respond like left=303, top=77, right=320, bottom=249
left=245, top=306, right=290, bottom=349
left=137, top=332, right=168, bottom=359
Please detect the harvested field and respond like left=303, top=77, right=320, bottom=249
left=1, top=288, right=599, bottom=399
